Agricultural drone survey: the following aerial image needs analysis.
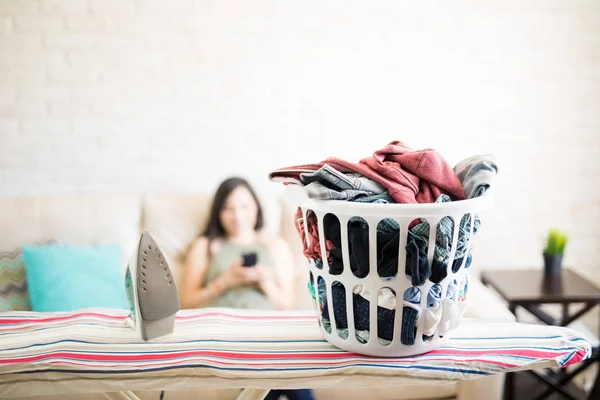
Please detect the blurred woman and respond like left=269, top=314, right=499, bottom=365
left=180, top=177, right=314, bottom=400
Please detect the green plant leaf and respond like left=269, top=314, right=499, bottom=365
left=544, top=229, right=568, bottom=256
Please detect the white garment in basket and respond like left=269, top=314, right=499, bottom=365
left=353, top=285, right=396, bottom=310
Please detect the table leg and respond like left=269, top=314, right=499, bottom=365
left=558, top=303, right=569, bottom=380
left=504, top=373, right=515, bottom=400
left=589, top=309, right=599, bottom=400
left=536, top=358, right=596, bottom=399
left=585, top=306, right=600, bottom=399
left=558, top=302, right=568, bottom=385
left=561, top=303, right=569, bottom=326
left=589, top=360, right=600, bottom=400
left=528, top=370, right=580, bottom=400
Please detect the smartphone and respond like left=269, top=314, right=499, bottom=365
left=242, top=252, right=257, bottom=267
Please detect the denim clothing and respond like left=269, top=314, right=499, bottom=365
left=300, top=164, right=387, bottom=193
left=453, top=155, right=498, bottom=199
left=304, top=182, right=373, bottom=201
left=405, top=234, right=431, bottom=286
left=404, top=287, right=421, bottom=304
left=401, top=287, right=422, bottom=345
left=452, top=252, right=473, bottom=273
left=352, top=191, right=396, bottom=204
left=430, top=257, right=453, bottom=284
left=299, top=164, right=386, bottom=200
left=347, top=220, right=370, bottom=277
left=430, top=259, right=446, bottom=284
left=401, top=307, right=420, bottom=345
left=428, top=284, right=442, bottom=307
left=410, top=195, right=480, bottom=261
left=429, top=253, right=473, bottom=284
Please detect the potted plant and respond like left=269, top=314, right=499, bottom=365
left=543, top=229, right=568, bottom=276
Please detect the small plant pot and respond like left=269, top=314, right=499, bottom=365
left=543, top=253, right=563, bottom=276
left=541, top=273, right=563, bottom=294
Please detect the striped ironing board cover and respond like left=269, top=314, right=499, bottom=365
left=0, top=308, right=592, bottom=398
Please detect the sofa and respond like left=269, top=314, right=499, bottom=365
left=0, top=192, right=516, bottom=400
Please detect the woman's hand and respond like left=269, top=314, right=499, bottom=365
left=222, top=258, right=261, bottom=289
left=253, top=264, right=277, bottom=293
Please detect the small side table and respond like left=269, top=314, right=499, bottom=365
left=481, top=268, right=600, bottom=400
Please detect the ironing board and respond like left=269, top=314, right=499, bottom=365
left=0, top=308, right=591, bottom=400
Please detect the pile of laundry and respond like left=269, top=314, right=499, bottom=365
left=269, top=141, right=497, bottom=345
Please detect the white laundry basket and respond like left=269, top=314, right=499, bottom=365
left=286, top=185, right=494, bottom=357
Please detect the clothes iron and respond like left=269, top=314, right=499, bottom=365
left=125, top=231, right=180, bottom=341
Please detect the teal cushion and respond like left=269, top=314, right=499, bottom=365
left=22, top=244, right=128, bottom=312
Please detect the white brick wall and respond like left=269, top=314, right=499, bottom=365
left=14, top=15, right=64, bottom=32
left=41, top=0, right=87, bottom=15
left=0, top=0, right=599, bottom=290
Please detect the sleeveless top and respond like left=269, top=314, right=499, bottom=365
left=204, top=240, right=275, bottom=310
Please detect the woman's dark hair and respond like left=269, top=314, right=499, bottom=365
left=202, top=177, right=264, bottom=240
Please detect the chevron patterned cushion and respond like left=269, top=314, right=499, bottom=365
left=0, top=249, right=31, bottom=311
left=0, top=241, right=61, bottom=312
